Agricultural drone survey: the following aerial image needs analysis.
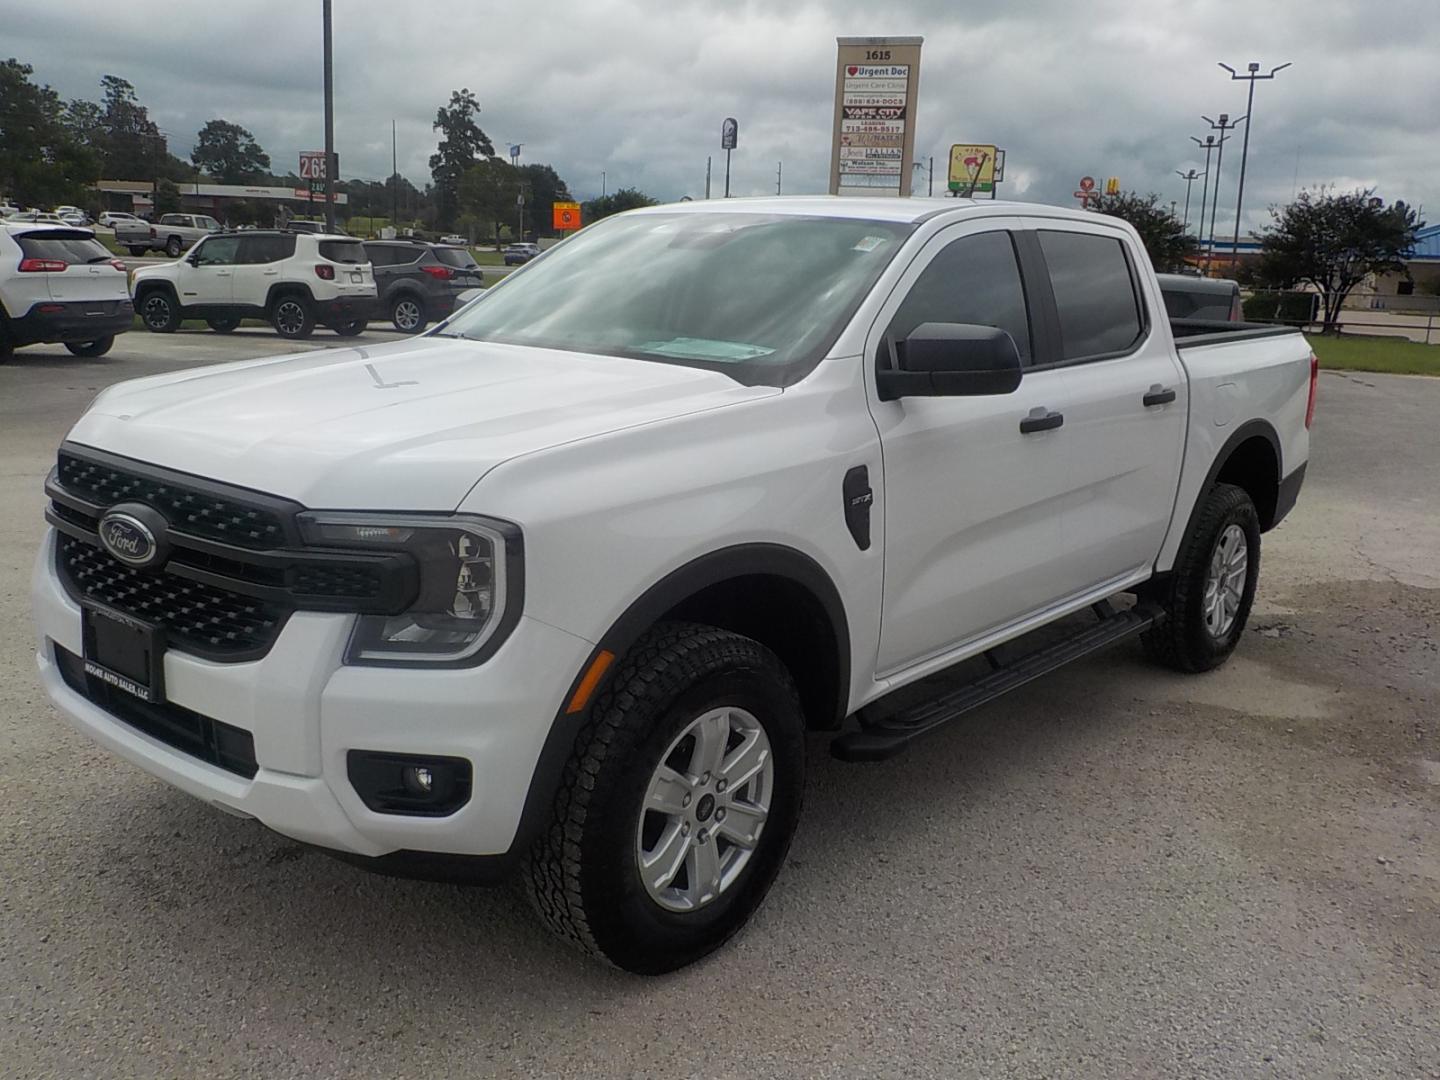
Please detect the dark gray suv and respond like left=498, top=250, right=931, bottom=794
left=363, top=240, right=485, bottom=332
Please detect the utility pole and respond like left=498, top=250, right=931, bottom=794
left=776, top=160, right=782, bottom=196
left=601, top=170, right=607, bottom=198
left=928, top=156, right=934, bottom=197
left=322, top=0, right=335, bottom=233
left=705, top=157, right=711, bottom=199
left=1221, top=61, right=1291, bottom=267
left=1175, top=168, right=1201, bottom=234
left=1201, top=112, right=1243, bottom=271
left=391, top=119, right=397, bottom=226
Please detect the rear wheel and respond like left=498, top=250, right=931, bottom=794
left=206, top=317, right=241, bottom=333
left=165, top=236, right=182, bottom=258
left=527, top=622, right=805, bottom=974
left=331, top=320, right=366, bottom=337
left=138, top=290, right=180, bottom=333
left=270, top=295, right=314, bottom=340
left=64, top=337, right=115, bottom=357
left=127, top=246, right=147, bottom=257
left=1143, top=482, right=1261, bottom=673
left=389, top=294, right=427, bottom=333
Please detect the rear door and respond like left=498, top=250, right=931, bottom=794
left=16, top=230, right=128, bottom=305
left=868, top=218, right=1079, bottom=673
left=1017, top=219, right=1188, bottom=593
left=231, top=233, right=296, bottom=308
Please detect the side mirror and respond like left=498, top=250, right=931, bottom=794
left=877, top=322, right=1023, bottom=401
left=185, top=251, right=201, bottom=266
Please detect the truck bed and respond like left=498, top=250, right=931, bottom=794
left=1170, top=318, right=1301, bottom=348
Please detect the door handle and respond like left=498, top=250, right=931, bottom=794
left=1019, top=407, right=1064, bottom=434
left=263, top=270, right=279, bottom=276
left=1143, top=385, right=1177, bottom=407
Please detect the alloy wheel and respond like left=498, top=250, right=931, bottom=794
left=1203, top=523, right=1248, bottom=638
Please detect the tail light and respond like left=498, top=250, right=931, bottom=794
left=1229, top=291, right=1243, bottom=321
left=110, top=259, right=127, bottom=272
left=315, top=264, right=335, bottom=280
left=420, top=264, right=455, bottom=280
left=18, top=258, right=67, bottom=272
left=1305, top=352, right=1319, bottom=429
left=149, top=227, right=157, bottom=238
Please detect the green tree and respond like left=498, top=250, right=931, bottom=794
left=191, top=119, right=271, bottom=184
left=1255, top=188, right=1423, bottom=333
left=97, top=75, right=166, bottom=180
left=154, top=178, right=181, bottom=216
left=429, top=88, right=495, bottom=229
left=0, top=59, right=99, bottom=207
left=459, top=158, right=521, bottom=245
left=1087, top=190, right=1197, bottom=271
left=582, top=186, right=658, bottom=223
left=518, top=163, right=571, bottom=236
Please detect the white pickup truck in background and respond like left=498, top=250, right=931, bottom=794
left=113, top=212, right=221, bottom=258
left=33, top=197, right=1314, bottom=973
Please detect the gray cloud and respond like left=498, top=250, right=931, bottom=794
left=9, top=0, right=1438, bottom=234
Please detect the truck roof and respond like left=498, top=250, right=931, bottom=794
left=628, top=195, right=1107, bottom=225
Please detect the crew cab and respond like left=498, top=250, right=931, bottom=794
left=0, top=223, right=132, bottom=360
left=130, top=230, right=376, bottom=339
left=115, top=212, right=221, bottom=258
left=32, top=198, right=1314, bottom=974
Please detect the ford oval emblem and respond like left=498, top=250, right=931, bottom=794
left=98, top=511, right=159, bottom=567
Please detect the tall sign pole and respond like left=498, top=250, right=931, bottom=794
left=721, top=118, right=737, bottom=197
left=829, top=36, right=923, bottom=197
left=1175, top=169, right=1200, bottom=234
left=1202, top=113, right=1244, bottom=270
left=322, top=0, right=335, bottom=233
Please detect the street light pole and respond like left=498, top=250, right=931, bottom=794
left=1175, top=168, right=1200, bottom=234
left=1189, top=134, right=1219, bottom=248
left=1201, top=113, right=1243, bottom=271
left=1221, top=61, right=1292, bottom=267
left=321, top=0, right=336, bottom=232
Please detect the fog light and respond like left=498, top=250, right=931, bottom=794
left=347, top=751, right=472, bottom=816
left=403, top=766, right=434, bottom=795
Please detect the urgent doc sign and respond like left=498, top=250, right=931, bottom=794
left=553, top=201, right=581, bottom=231
left=828, top=36, right=923, bottom=197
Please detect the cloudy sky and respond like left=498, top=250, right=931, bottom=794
left=8, top=0, right=1439, bottom=233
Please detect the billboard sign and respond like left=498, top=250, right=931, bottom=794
left=947, top=144, right=998, bottom=194
left=721, top=118, right=738, bottom=150
left=299, top=150, right=337, bottom=195
left=829, top=37, right=923, bottom=197
left=553, top=201, right=581, bottom=231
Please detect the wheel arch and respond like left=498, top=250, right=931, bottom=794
left=264, top=282, right=315, bottom=312
left=1205, top=420, right=1282, bottom=531
left=507, top=543, right=852, bottom=860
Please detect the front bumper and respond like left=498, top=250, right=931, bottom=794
left=32, top=527, right=594, bottom=862
left=10, top=300, right=134, bottom=345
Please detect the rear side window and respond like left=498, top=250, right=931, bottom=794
left=239, top=235, right=296, bottom=264
left=887, top=230, right=1031, bottom=363
left=1038, top=231, right=1144, bottom=360
left=319, top=240, right=366, bottom=264
left=16, top=232, right=112, bottom=264
left=363, top=244, right=392, bottom=266
left=433, top=247, right=477, bottom=268
left=1162, top=286, right=1237, bottom=321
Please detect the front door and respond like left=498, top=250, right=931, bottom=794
left=181, top=235, right=240, bottom=307
left=867, top=220, right=1078, bottom=674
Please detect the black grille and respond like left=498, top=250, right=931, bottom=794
left=291, top=563, right=385, bottom=599
left=58, top=533, right=287, bottom=659
left=54, top=646, right=258, bottom=778
left=57, top=451, right=288, bottom=549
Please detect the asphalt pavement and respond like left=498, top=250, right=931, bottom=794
left=0, top=335, right=1436, bottom=1078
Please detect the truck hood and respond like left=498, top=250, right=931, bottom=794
left=68, top=337, right=779, bottom=509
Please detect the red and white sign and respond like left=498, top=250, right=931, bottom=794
left=299, top=151, right=328, bottom=181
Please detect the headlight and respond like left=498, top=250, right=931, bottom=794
left=297, top=513, right=522, bottom=666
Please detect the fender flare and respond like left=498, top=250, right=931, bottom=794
left=1166, top=418, right=1283, bottom=567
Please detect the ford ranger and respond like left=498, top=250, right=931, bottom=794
left=32, top=198, right=1314, bottom=973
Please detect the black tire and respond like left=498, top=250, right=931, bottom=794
left=330, top=319, right=366, bottom=337
left=527, top=622, right=805, bottom=974
left=64, top=336, right=114, bottom=357
left=1143, top=482, right=1262, bottom=673
left=269, top=294, right=315, bottom=339
left=206, top=318, right=241, bottom=334
left=389, top=294, right=427, bottom=334
left=138, top=290, right=180, bottom=333
left=165, top=236, right=182, bottom=258
left=127, top=246, right=147, bottom=257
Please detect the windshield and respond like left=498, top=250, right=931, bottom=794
left=442, top=211, right=913, bottom=385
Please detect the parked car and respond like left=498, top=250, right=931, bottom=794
left=440, top=233, right=468, bottom=246
left=1157, top=272, right=1243, bottom=321
left=0, top=222, right=132, bottom=361
left=113, top=213, right=222, bottom=257
left=32, top=199, right=1314, bottom=973
left=502, top=242, right=541, bottom=265
left=53, top=206, right=91, bottom=226
left=129, top=229, right=376, bottom=339
left=362, top=239, right=484, bottom=332
left=8, top=211, right=69, bottom=225
left=98, top=211, right=142, bottom=229
left=0, top=201, right=20, bottom=218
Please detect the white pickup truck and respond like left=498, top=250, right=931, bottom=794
left=33, top=198, right=1314, bottom=973
left=114, top=212, right=222, bottom=258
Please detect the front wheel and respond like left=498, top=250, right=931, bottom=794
left=527, top=623, right=805, bottom=974
left=1143, top=482, right=1261, bottom=673
left=64, top=337, right=115, bottom=357
left=270, top=295, right=314, bottom=339
left=138, top=291, right=180, bottom=333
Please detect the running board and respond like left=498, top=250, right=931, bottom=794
left=831, top=602, right=1164, bottom=763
